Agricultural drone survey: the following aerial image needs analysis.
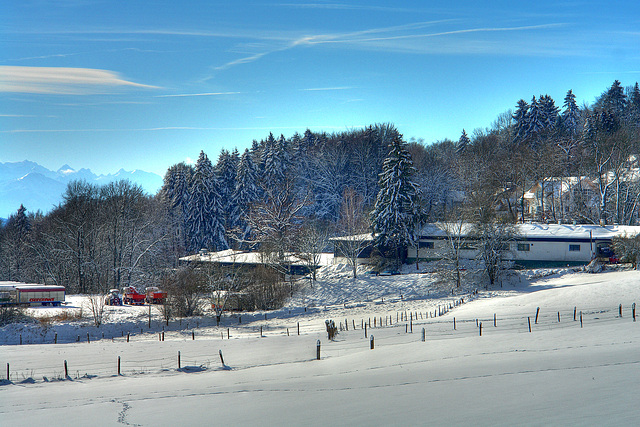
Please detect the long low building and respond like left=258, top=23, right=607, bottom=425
left=179, top=249, right=334, bottom=277
left=333, top=223, right=640, bottom=268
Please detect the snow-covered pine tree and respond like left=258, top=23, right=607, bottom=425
left=561, top=89, right=581, bottom=138
left=370, top=134, right=423, bottom=266
left=261, top=132, right=285, bottom=188
left=161, top=162, right=194, bottom=250
left=233, top=148, right=261, bottom=245
left=512, top=99, right=529, bottom=142
left=187, top=151, right=227, bottom=252
left=525, top=96, right=544, bottom=142
left=456, top=129, right=470, bottom=154
left=216, top=149, right=239, bottom=231
left=598, top=80, right=627, bottom=117
left=626, top=82, right=640, bottom=127
left=538, top=94, right=559, bottom=130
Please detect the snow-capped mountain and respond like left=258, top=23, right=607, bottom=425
left=0, top=160, right=163, bottom=218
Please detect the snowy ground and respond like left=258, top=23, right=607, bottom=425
left=1, top=264, right=640, bottom=426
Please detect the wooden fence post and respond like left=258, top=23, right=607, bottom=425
left=87, top=332, right=90, bottom=343
left=117, top=356, right=121, bottom=376
left=178, top=351, right=181, bottom=369
left=64, top=360, right=68, bottom=378
left=227, top=328, right=230, bottom=339
left=192, top=331, right=195, bottom=340
left=6, top=363, right=8, bottom=381
left=219, top=350, right=225, bottom=366
left=298, top=322, right=300, bottom=336
left=54, top=333, right=57, bottom=344
left=453, top=317, right=456, bottom=330
left=633, top=303, right=636, bottom=321
left=574, top=307, right=577, bottom=321
left=479, top=322, right=482, bottom=336
left=535, top=307, right=540, bottom=324
left=127, top=333, right=130, bottom=343
left=370, top=335, right=374, bottom=350
left=421, top=328, right=426, bottom=342
left=494, top=313, right=497, bottom=327
left=619, top=304, right=623, bottom=318
left=580, top=311, right=583, bottom=328
left=148, top=305, right=151, bottom=329
left=364, top=323, right=367, bottom=338
left=528, top=317, right=531, bottom=333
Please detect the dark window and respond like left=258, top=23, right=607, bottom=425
left=569, top=244, right=580, bottom=252
left=418, top=241, right=434, bottom=249
left=517, top=243, right=530, bottom=252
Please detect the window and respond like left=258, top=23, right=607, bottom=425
left=418, top=241, right=434, bottom=249
left=517, top=243, right=530, bottom=252
left=569, top=244, right=580, bottom=252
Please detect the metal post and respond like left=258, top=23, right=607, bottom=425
left=316, top=340, right=321, bottom=360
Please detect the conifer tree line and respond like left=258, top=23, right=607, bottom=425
left=1, top=80, right=639, bottom=294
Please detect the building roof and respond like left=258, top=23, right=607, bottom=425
left=331, top=223, right=640, bottom=243
left=180, top=249, right=334, bottom=266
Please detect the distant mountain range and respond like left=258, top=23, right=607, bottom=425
left=0, top=160, right=163, bottom=220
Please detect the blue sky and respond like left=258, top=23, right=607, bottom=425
left=1, top=1, right=639, bottom=176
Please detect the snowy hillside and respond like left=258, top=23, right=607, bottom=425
left=1, top=266, right=640, bottom=425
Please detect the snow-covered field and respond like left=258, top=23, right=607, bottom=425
left=1, top=264, right=640, bottom=426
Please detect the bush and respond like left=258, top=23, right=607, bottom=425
left=0, top=305, right=28, bottom=326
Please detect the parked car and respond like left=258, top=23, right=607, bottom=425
left=379, top=269, right=400, bottom=276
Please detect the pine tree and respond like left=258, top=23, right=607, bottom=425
left=216, top=149, right=239, bottom=230
left=370, top=134, right=423, bottom=265
left=525, top=96, right=544, bottom=140
left=626, top=82, right=640, bottom=126
left=512, top=99, right=529, bottom=142
left=456, top=129, right=470, bottom=154
left=187, top=151, right=227, bottom=252
left=261, top=132, right=285, bottom=188
left=561, top=89, right=581, bottom=137
left=599, top=80, right=627, bottom=116
left=233, top=148, right=261, bottom=245
left=161, top=162, right=194, bottom=250
left=538, top=94, right=559, bottom=130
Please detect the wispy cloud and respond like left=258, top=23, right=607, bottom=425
left=275, top=3, right=423, bottom=13
left=0, top=114, right=57, bottom=118
left=0, top=66, right=159, bottom=94
left=301, top=86, right=354, bottom=91
left=156, top=92, right=242, bottom=98
left=211, top=21, right=567, bottom=73
left=1, top=125, right=348, bottom=133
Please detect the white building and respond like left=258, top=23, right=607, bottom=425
left=332, top=223, right=640, bottom=268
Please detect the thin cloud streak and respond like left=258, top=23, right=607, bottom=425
left=301, top=86, right=354, bottom=91
left=156, top=92, right=242, bottom=98
left=212, top=21, right=568, bottom=72
left=1, top=125, right=349, bottom=133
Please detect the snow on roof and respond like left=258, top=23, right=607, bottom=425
left=417, top=223, right=640, bottom=240
left=332, top=223, right=640, bottom=242
left=180, top=250, right=334, bottom=266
